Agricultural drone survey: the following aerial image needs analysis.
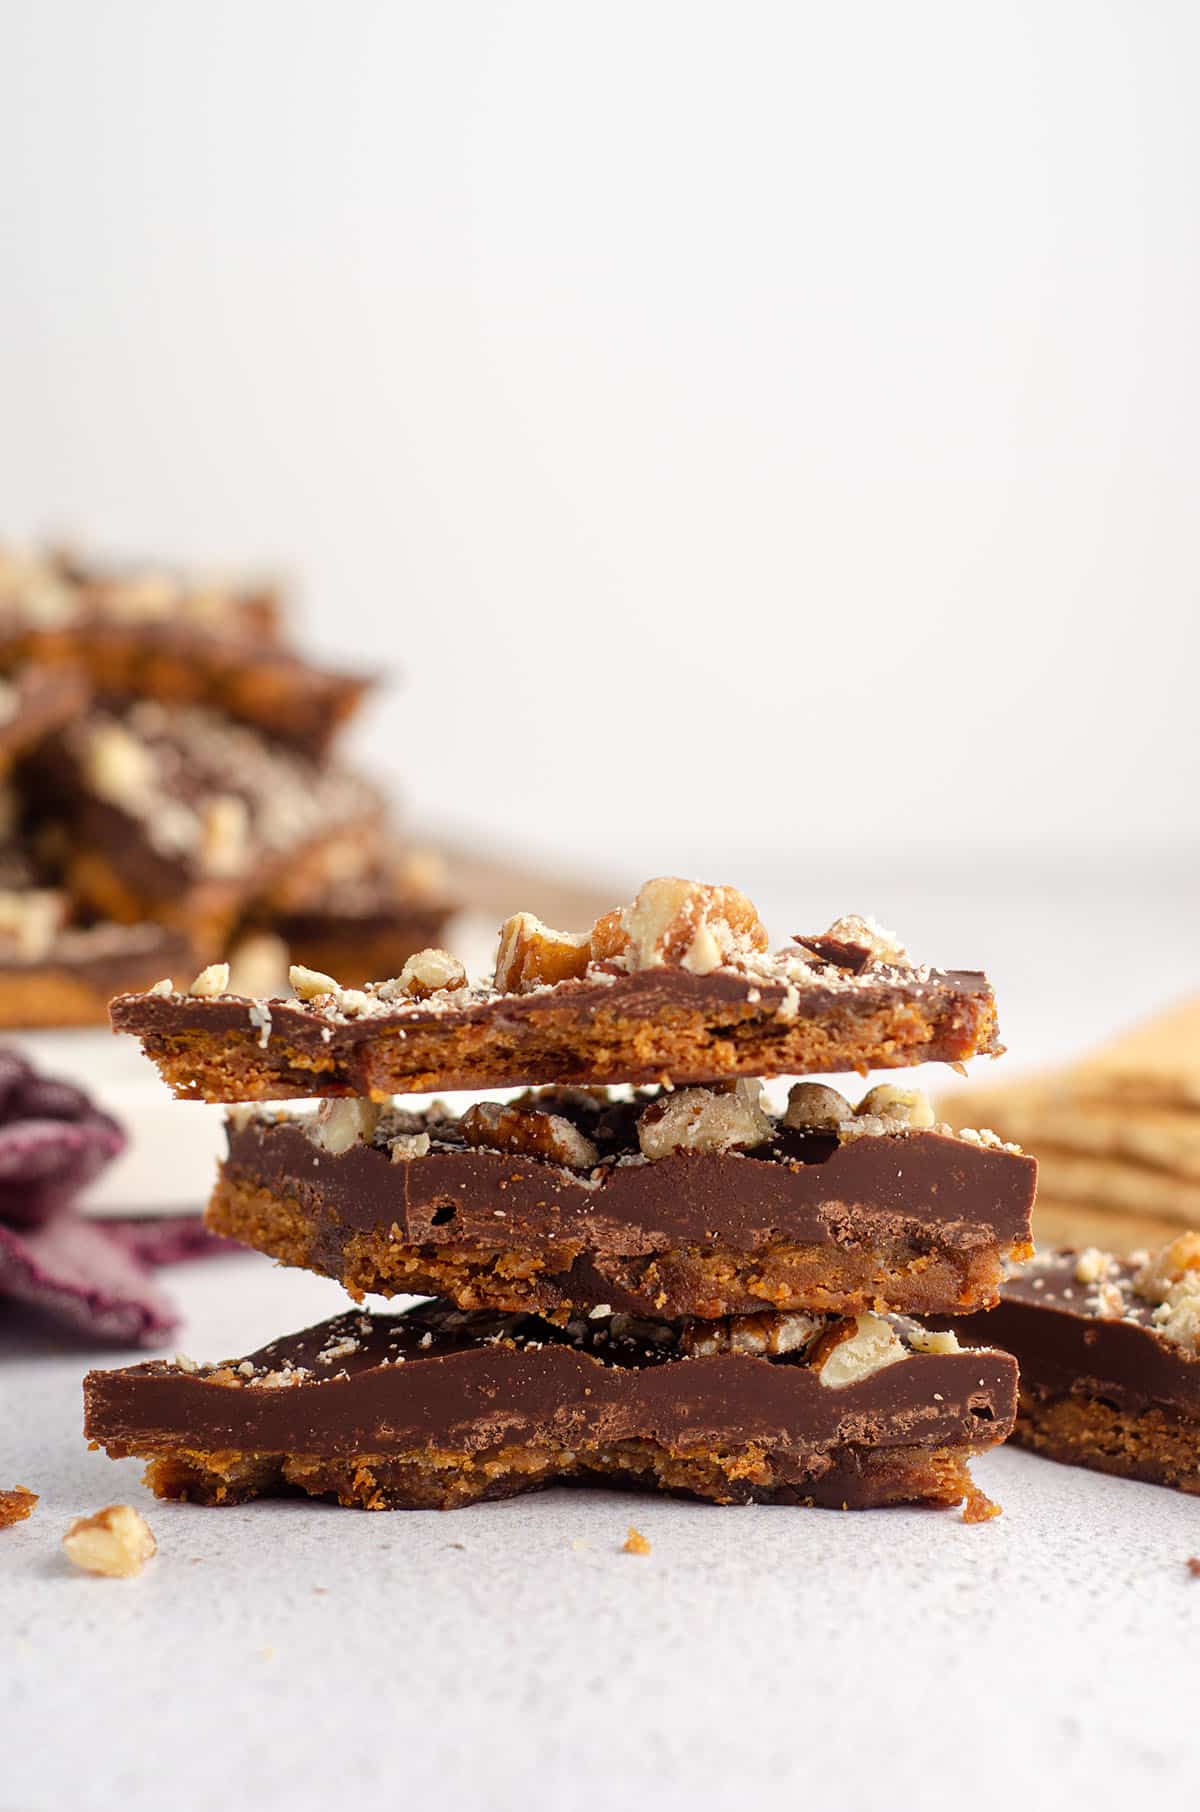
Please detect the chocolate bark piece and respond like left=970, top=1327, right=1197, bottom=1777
left=210, top=1087, right=1035, bottom=1318
left=0, top=546, right=365, bottom=756
left=0, top=920, right=196, bottom=1029
left=0, top=542, right=278, bottom=652
left=42, top=702, right=383, bottom=956
left=83, top=1302, right=1017, bottom=1511
left=110, top=951, right=1000, bottom=1101
left=948, top=1243, right=1200, bottom=1493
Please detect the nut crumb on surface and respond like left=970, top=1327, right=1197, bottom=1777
left=637, top=1078, right=771, bottom=1160
left=62, top=1504, right=156, bottom=1577
left=459, top=1100, right=599, bottom=1169
left=623, top=1526, right=652, bottom=1555
left=380, top=947, right=468, bottom=1002
left=289, top=962, right=340, bottom=1001
left=1186, top=1556, right=1200, bottom=1578
left=494, top=913, right=590, bottom=993
left=188, top=962, right=230, bottom=998
left=0, top=1486, right=38, bottom=1527
left=814, top=1313, right=910, bottom=1389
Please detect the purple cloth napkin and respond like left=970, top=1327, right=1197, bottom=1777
left=0, top=1048, right=233, bottom=1346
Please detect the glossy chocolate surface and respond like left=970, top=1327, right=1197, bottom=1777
left=85, top=1302, right=1017, bottom=1459
left=112, top=955, right=999, bottom=1096
left=226, top=1099, right=1035, bottom=1260
left=956, top=1252, right=1200, bottom=1416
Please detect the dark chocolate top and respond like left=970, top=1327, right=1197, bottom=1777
left=959, top=1250, right=1200, bottom=1416
left=111, top=951, right=999, bottom=1095
left=227, top=1094, right=1036, bottom=1255
left=84, top=1302, right=1017, bottom=1457
left=44, top=702, right=381, bottom=900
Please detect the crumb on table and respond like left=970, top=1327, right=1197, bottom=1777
left=623, top=1525, right=652, bottom=1555
left=0, top=1486, right=38, bottom=1528
left=961, top=1484, right=1001, bottom=1525
left=62, top=1504, right=157, bottom=1577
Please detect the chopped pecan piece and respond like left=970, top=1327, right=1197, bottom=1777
left=459, top=1101, right=598, bottom=1169
left=494, top=912, right=591, bottom=993
left=637, top=1079, right=771, bottom=1160
left=591, top=877, right=768, bottom=975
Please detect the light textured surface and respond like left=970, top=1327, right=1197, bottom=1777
left=3, top=1251, right=1200, bottom=1812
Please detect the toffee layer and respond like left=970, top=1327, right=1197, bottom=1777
left=84, top=1303, right=1017, bottom=1511
left=111, top=955, right=1000, bottom=1100
left=213, top=1093, right=1035, bottom=1318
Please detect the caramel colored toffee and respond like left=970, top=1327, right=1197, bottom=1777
left=111, top=948, right=999, bottom=1101
left=211, top=1091, right=1035, bottom=1319
left=84, top=1303, right=1017, bottom=1511
left=951, top=1244, right=1200, bottom=1493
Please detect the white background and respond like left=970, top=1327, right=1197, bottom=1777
left=1, top=0, right=1197, bottom=884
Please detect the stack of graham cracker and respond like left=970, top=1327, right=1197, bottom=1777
left=940, top=996, right=1200, bottom=1252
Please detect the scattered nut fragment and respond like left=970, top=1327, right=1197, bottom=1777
left=1074, top=1247, right=1114, bottom=1286
left=1133, top=1234, right=1200, bottom=1303
left=148, top=977, right=174, bottom=998
left=388, top=1131, right=432, bottom=1162
left=782, top=1083, right=853, bottom=1132
left=682, top=1310, right=822, bottom=1358
left=591, top=877, right=768, bottom=976
left=856, top=1085, right=935, bottom=1129
left=0, top=889, right=65, bottom=961
left=62, top=1504, right=157, bottom=1578
left=188, top=962, right=230, bottom=998
left=637, top=1079, right=772, bottom=1161
left=459, top=1101, right=598, bottom=1169
left=289, top=962, right=340, bottom=1001
left=314, top=1098, right=383, bottom=1156
left=84, top=721, right=157, bottom=804
left=814, top=1313, right=909, bottom=1389
left=0, top=1486, right=38, bottom=1528
left=818, top=914, right=910, bottom=967
left=378, top=948, right=468, bottom=1001
left=200, top=793, right=250, bottom=875
left=623, top=1526, right=652, bottom=1556
left=494, top=912, right=591, bottom=992
left=905, top=1326, right=962, bottom=1356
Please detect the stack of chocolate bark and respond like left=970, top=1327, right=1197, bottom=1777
left=0, top=542, right=451, bottom=1025
left=89, top=878, right=1036, bottom=1514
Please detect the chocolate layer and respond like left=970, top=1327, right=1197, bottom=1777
left=956, top=1251, right=1200, bottom=1419
left=213, top=1097, right=1035, bottom=1317
left=84, top=1303, right=1017, bottom=1510
left=111, top=954, right=1000, bottom=1099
